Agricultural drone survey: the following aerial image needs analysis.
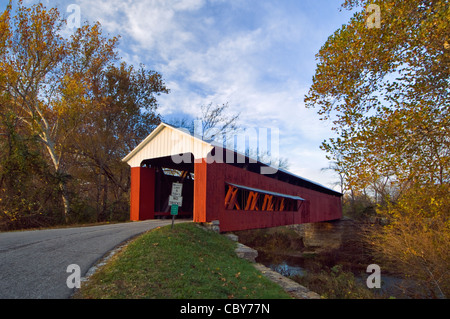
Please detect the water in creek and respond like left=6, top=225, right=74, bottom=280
left=256, top=251, right=319, bottom=277
left=256, top=250, right=410, bottom=297
left=236, top=218, right=418, bottom=298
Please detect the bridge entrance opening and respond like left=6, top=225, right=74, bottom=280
left=141, top=154, right=194, bottom=219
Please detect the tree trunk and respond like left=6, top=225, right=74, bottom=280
left=60, top=181, right=70, bottom=224
left=42, top=133, right=71, bottom=223
left=100, top=174, right=108, bottom=222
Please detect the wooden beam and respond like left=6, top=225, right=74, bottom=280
left=273, top=197, right=280, bottom=211
left=262, top=194, right=273, bottom=211
left=228, top=189, right=239, bottom=210
left=245, top=191, right=258, bottom=210
left=279, top=198, right=285, bottom=211
left=267, top=195, right=274, bottom=211
left=225, top=186, right=239, bottom=210
left=285, top=199, right=292, bottom=211
left=250, top=193, right=259, bottom=210
left=225, top=185, right=235, bottom=207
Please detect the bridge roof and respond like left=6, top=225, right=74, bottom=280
left=122, top=122, right=342, bottom=197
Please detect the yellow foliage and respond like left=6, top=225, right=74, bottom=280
left=369, top=183, right=450, bottom=298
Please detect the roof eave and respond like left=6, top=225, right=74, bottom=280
left=121, top=123, right=166, bottom=163
left=121, top=122, right=214, bottom=164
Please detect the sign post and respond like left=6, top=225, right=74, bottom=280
left=169, top=183, right=183, bottom=229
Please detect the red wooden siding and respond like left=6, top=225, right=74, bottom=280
left=194, top=162, right=342, bottom=232
left=130, top=167, right=155, bottom=221
left=126, top=124, right=342, bottom=231
left=129, top=157, right=341, bottom=232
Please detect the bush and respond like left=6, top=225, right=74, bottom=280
left=235, top=227, right=304, bottom=253
left=292, top=265, right=379, bottom=299
left=367, top=184, right=450, bottom=299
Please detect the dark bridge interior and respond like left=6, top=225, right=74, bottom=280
left=141, top=154, right=195, bottom=218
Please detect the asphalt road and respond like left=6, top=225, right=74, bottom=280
left=0, top=219, right=186, bottom=299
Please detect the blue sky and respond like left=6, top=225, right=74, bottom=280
left=4, top=0, right=356, bottom=190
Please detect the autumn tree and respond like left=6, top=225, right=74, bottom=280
left=305, top=0, right=449, bottom=297
left=0, top=2, right=111, bottom=222
left=0, top=1, right=168, bottom=225
left=0, top=105, right=63, bottom=229
left=69, top=63, right=167, bottom=221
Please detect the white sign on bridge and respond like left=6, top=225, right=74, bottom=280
left=169, top=182, right=183, bottom=207
left=169, top=195, right=183, bottom=207
left=171, top=182, right=183, bottom=196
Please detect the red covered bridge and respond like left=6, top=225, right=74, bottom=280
left=122, top=123, right=342, bottom=232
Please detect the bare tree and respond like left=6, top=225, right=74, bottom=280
left=166, top=102, right=290, bottom=170
left=197, top=102, right=240, bottom=141
left=248, top=148, right=290, bottom=171
left=166, top=102, right=240, bottom=140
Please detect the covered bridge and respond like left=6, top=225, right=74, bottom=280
left=122, top=123, right=342, bottom=232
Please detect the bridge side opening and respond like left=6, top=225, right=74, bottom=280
left=224, top=183, right=304, bottom=212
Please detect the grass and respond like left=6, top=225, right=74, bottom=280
left=74, top=222, right=291, bottom=299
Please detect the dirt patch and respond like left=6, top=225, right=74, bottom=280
left=234, top=226, right=305, bottom=255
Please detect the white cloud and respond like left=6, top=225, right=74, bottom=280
left=77, top=0, right=206, bottom=59
left=57, top=0, right=347, bottom=188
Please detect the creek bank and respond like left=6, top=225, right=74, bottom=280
left=234, top=218, right=412, bottom=298
left=223, top=232, right=321, bottom=299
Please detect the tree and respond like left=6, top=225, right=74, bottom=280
left=0, top=109, right=62, bottom=229
left=0, top=1, right=117, bottom=222
left=370, top=183, right=450, bottom=298
left=69, top=62, right=167, bottom=221
left=168, top=102, right=240, bottom=140
left=0, top=1, right=168, bottom=224
left=167, top=103, right=290, bottom=169
left=306, top=0, right=449, bottom=189
left=307, top=0, right=449, bottom=190
left=247, top=148, right=290, bottom=171
left=195, top=102, right=240, bottom=141
left=305, top=0, right=449, bottom=297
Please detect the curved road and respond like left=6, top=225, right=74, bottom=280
left=0, top=219, right=186, bottom=299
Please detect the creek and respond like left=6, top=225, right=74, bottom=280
left=256, top=250, right=409, bottom=297
left=235, top=218, right=416, bottom=298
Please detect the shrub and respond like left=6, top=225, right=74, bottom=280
left=292, top=265, right=379, bottom=299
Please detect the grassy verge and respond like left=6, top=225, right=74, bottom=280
left=74, top=222, right=291, bottom=299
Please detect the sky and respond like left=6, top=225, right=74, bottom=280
left=3, top=0, right=356, bottom=191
